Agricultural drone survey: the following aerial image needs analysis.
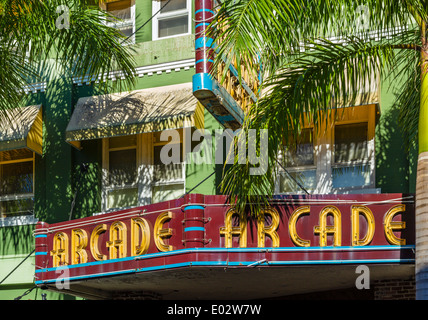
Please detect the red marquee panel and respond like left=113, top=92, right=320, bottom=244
left=34, top=193, right=415, bottom=287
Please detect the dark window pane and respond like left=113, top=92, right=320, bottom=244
left=334, top=123, right=368, bottom=163
left=154, top=144, right=183, bottom=165
left=109, top=149, right=136, bottom=185
left=158, top=15, right=188, bottom=38
left=284, top=129, right=314, bottom=167
left=0, top=161, right=33, bottom=195
left=118, top=27, right=134, bottom=38
left=160, top=0, right=187, bottom=13
left=153, top=144, right=183, bottom=181
left=109, top=135, right=136, bottom=149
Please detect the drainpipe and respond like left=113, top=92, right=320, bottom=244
left=192, top=0, right=245, bottom=129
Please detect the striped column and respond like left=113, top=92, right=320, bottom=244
left=195, top=0, right=215, bottom=75
left=182, top=194, right=206, bottom=248
left=34, top=221, right=49, bottom=284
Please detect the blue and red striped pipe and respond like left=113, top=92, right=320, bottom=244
left=193, top=0, right=216, bottom=92
left=195, top=0, right=215, bottom=74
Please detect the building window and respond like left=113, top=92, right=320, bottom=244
left=102, top=0, right=136, bottom=44
left=152, top=130, right=185, bottom=203
left=102, top=132, right=185, bottom=212
left=104, top=135, right=139, bottom=210
left=0, top=149, right=34, bottom=218
left=332, top=122, right=371, bottom=189
left=279, top=128, right=316, bottom=193
left=152, top=0, right=191, bottom=40
left=276, top=104, right=377, bottom=195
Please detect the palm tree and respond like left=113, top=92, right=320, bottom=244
left=209, top=0, right=427, bottom=299
left=0, top=0, right=136, bottom=113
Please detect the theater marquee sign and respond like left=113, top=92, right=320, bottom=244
left=34, top=193, right=415, bottom=287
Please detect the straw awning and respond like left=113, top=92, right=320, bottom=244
left=65, top=83, right=204, bottom=149
left=0, top=104, right=43, bottom=155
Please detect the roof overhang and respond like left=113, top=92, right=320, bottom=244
left=65, top=83, right=204, bottom=149
left=0, top=104, right=43, bottom=155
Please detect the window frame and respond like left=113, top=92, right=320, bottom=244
left=151, top=130, right=186, bottom=203
left=102, top=135, right=139, bottom=211
left=0, top=149, right=35, bottom=219
left=101, top=0, right=136, bottom=45
left=331, top=121, right=374, bottom=191
left=277, top=127, right=317, bottom=193
left=276, top=104, right=378, bottom=195
left=152, top=0, right=192, bottom=41
left=101, top=131, right=187, bottom=212
left=283, top=127, right=316, bottom=168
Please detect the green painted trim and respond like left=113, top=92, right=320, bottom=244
left=133, top=35, right=194, bottom=66
left=185, top=109, right=223, bottom=195
left=134, top=0, right=153, bottom=43
left=0, top=255, right=35, bottom=285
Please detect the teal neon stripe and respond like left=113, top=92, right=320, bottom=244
left=184, top=227, right=205, bottom=232
left=195, top=9, right=215, bottom=15
left=35, top=245, right=414, bottom=274
left=195, top=59, right=214, bottom=65
left=195, top=22, right=209, bottom=29
left=193, top=72, right=214, bottom=92
left=195, top=37, right=215, bottom=50
left=34, top=257, right=414, bottom=285
left=183, top=205, right=205, bottom=211
left=265, top=259, right=415, bottom=265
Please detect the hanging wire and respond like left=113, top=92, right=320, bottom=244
left=180, top=171, right=216, bottom=198
left=276, top=159, right=310, bottom=195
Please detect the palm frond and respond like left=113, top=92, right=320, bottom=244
left=210, top=0, right=418, bottom=88
left=209, top=0, right=308, bottom=84
left=396, top=58, right=421, bottom=152
left=0, top=0, right=136, bottom=103
left=0, top=43, right=35, bottom=112
left=220, top=35, right=417, bottom=214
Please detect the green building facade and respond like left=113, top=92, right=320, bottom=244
left=0, top=0, right=417, bottom=300
left=0, top=0, right=223, bottom=300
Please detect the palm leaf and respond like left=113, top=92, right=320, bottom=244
left=220, top=34, right=416, bottom=214
left=0, top=0, right=137, bottom=117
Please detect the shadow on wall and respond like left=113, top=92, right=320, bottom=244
left=33, top=79, right=107, bottom=223
left=66, top=83, right=103, bottom=220
left=375, top=102, right=416, bottom=194
left=70, top=141, right=102, bottom=220
left=32, top=77, right=74, bottom=223
left=0, top=224, right=34, bottom=256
